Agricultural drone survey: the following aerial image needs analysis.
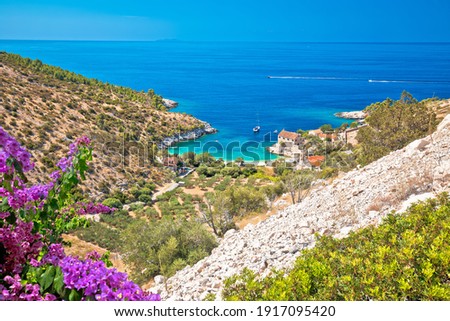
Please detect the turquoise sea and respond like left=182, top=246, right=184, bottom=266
left=1, top=41, right=450, bottom=161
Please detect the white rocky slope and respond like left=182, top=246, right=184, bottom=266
left=151, top=115, right=450, bottom=300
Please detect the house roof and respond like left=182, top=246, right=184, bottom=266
left=318, top=132, right=337, bottom=140
left=308, top=129, right=323, bottom=135
left=278, top=129, right=299, bottom=140
left=309, top=128, right=337, bottom=140
left=307, top=155, right=325, bottom=167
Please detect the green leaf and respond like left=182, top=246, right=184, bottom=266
left=52, top=267, right=65, bottom=296
left=39, top=265, right=56, bottom=292
left=68, top=289, right=82, bottom=301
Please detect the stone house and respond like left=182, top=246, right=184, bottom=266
left=343, top=124, right=367, bottom=146
left=278, top=130, right=302, bottom=146
left=163, top=156, right=179, bottom=171
left=308, top=129, right=338, bottom=142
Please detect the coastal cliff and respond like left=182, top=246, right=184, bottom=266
left=151, top=114, right=450, bottom=300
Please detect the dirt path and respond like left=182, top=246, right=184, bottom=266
left=152, top=182, right=179, bottom=200
left=153, top=203, right=163, bottom=218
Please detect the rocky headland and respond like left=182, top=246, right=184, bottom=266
left=162, top=98, right=179, bottom=109
left=160, top=121, right=218, bottom=148
left=334, top=111, right=367, bottom=119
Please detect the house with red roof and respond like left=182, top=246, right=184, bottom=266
left=278, top=129, right=302, bottom=146
left=307, top=155, right=326, bottom=167
left=308, top=129, right=338, bottom=142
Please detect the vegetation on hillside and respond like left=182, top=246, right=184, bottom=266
left=121, top=218, right=217, bottom=284
left=222, top=194, right=450, bottom=300
left=356, top=91, right=437, bottom=165
left=0, top=52, right=204, bottom=198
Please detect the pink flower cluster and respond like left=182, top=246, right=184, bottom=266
left=0, top=274, right=56, bottom=301
left=1, top=128, right=160, bottom=301
left=5, top=183, right=53, bottom=210
left=26, top=244, right=159, bottom=301
left=57, top=136, right=91, bottom=173
left=0, top=127, right=34, bottom=173
left=69, top=202, right=116, bottom=215
left=0, top=127, right=54, bottom=210
left=0, top=220, right=43, bottom=275
left=60, top=255, right=159, bottom=301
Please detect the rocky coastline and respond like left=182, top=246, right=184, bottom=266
left=334, top=110, right=367, bottom=119
left=162, top=98, right=179, bottom=109
left=160, top=97, right=217, bottom=148
left=160, top=121, right=217, bottom=148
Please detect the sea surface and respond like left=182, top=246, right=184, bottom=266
left=1, top=41, right=450, bottom=161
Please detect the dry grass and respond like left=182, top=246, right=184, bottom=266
left=0, top=59, right=204, bottom=200
left=63, top=234, right=127, bottom=273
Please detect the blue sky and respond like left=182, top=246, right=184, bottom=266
left=1, top=0, right=450, bottom=41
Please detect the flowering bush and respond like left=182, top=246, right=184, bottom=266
left=0, top=126, right=160, bottom=301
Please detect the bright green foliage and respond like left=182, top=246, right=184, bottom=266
left=121, top=218, right=217, bottom=284
left=201, top=184, right=268, bottom=237
left=75, top=210, right=135, bottom=252
left=102, top=198, right=123, bottom=210
left=356, top=91, right=436, bottom=165
left=156, top=190, right=197, bottom=218
left=223, top=185, right=267, bottom=217
left=99, top=210, right=134, bottom=228
left=223, top=195, right=450, bottom=300
left=138, top=194, right=152, bottom=204
left=318, top=167, right=339, bottom=179
left=262, top=182, right=285, bottom=208
left=319, top=124, right=333, bottom=132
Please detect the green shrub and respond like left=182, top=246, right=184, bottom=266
left=129, top=202, right=145, bottom=211
left=223, top=194, right=450, bottom=301
left=121, top=218, right=218, bottom=284
left=138, top=194, right=152, bottom=204
left=74, top=222, right=122, bottom=252
left=318, top=167, right=338, bottom=179
left=356, top=91, right=436, bottom=165
left=139, top=187, right=153, bottom=195
left=102, top=197, right=123, bottom=210
left=100, top=210, right=134, bottom=229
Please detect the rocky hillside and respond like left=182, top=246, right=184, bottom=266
left=152, top=114, right=450, bottom=300
left=0, top=52, right=208, bottom=198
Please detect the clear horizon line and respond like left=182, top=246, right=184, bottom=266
left=1, top=39, right=450, bottom=44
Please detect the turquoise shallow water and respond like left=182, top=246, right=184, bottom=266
left=1, top=41, right=450, bottom=161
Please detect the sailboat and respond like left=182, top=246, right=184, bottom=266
left=253, top=114, right=261, bottom=133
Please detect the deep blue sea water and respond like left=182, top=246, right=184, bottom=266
left=1, top=41, right=450, bottom=160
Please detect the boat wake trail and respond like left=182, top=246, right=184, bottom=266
left=267, top=76, right=450, bottom=84
left=368, top=79, right=450, bottom=84
left=267, top=76, right=358, bottom=80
